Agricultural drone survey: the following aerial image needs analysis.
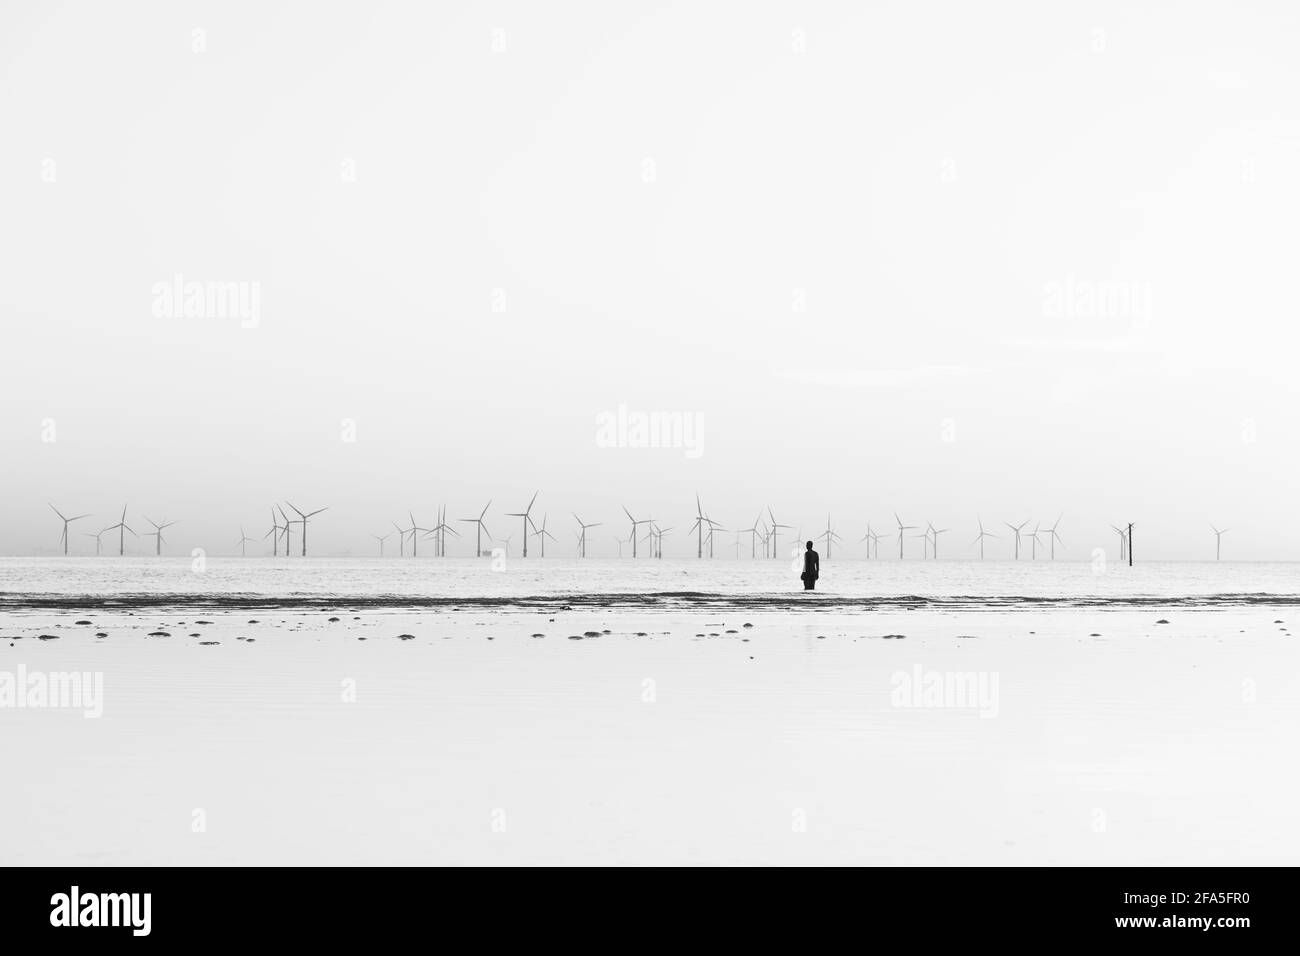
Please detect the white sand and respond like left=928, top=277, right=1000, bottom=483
left=1, top=606, right=1296, bottom=865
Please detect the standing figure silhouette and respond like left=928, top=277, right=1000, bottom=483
left=801, top=540, right=819, bottom=590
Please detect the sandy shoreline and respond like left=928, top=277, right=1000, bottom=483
left=3, top=604, right=1296, bottom=865
left=5, top=590, right=1300, bottom=611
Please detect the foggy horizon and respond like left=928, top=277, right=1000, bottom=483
left=5, top=2, right=1298, bottom=558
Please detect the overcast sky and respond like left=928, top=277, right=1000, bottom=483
left=3, top=1, right=1299, bottom=559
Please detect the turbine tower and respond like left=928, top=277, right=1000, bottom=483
left=278, top=505, right=299, bottom=555
left=622, top=506, right=650, bottom=558
left=767, top=508, right=793, bottom=559
left=930, top=524, right=949, bottom=559
left=1211, top=524, right=1228, bottom=561
left=49, top=504, right=90, bottom=556
left=894, top=513, right=916, bottom=559
left=264, top=508, right=282, bottom=557
left=971, top=518, right=997, bottom=560
left=1004, top=520, right=1029, bottom=560
left=748, top=514, right=765, bottom=558
left=820, top=514, right=842, bottom=560
left=1026, top=524, right=1043, bottom=560
left=286, top=502, right=328, bottom=557
left=1043, top=514, right=1063, bottom=559
left=405, top=511, right=432, bottom=557
left=573, top=514, right=601, bottom=558
left=1109, top=524, right=1128, bottom=561
left=432, top=505, right=460, bottom=557
left=690, top=495, right=710, bottom=558
left=506, top=492, right=540, bottom=558
left=459, top=500, right=493, bottom=557
left=235, top=526, right=255, bottom=557
left=103, top=505, right=137, bottom=556
left=83, top=528, right=108, bottom=556
left=531, top=513, right=556, bottom=557
left=142, top=516, right=177, bottom=556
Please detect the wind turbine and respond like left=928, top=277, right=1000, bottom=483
left=920, top=521, right=936, bottom=559
left=459, top=500, right=493, bottom=557
left=930, top=524, right=949, bottom=559
left=531, top=513, right=556, bottom=557
left=263, top=509, right=282, bottom=556
left=689, top=495, right=710, bottom=558
left=1026, top=524, right=1044, bottom=560
left=704, top=521, right=727, bottom=558
left=1004, top=520, right=1029, bottom=560
left=767, top=508, right=793, bottom=559
left=405, top=511, right=433, bottom=557
left=971, top=518, right=997, bottom=559
left=432, top=505, right=460, bottom=557
left=286, top=502, right=328, bottom=557
left=278, top=505, right=298, bottom=555
left=505, top=492, right=540, bottom=558
left=821, top=514, right=843, bottom=560
left=235, top=526, right=255, bottom=557
left=497, top=532, right=513, bottom=557
left=372, top=532, right=393, bottom=557
left=654, top=524, right=673, bottom=559
left=1211, top=524, right=1228, bottom=561
left=748, top=514, right=765, bottom=558
left=622, top=506, right=650, bottom=558
left=83, top=528, right=107, bottom=556
left=142, top=517, right=177, bottom=556
left=103, top=505, right=136, bottom=556
left=573, top=514, right=601, bottom=558
left=49, top=504, right=90, bottom=555
left=613, top=535, right=624, bottom=558
left=1109, top=524, right=1128, bottom=561
left=894, top=513, right=916, bottom=559
left=1043, top=514, right=1064, bottom=559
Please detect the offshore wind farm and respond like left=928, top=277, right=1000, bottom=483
left=16, top=495, right=1171, bottom=563
left=5, top=0, right=1299, bottom=880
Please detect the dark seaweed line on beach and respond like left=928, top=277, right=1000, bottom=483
left=2, top=591, right=1298, bottom=611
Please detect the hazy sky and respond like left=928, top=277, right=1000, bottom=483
left=3, top=1, right=1299, bottom=559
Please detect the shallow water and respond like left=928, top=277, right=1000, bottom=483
left=1, top=557, right=1297, bottom=606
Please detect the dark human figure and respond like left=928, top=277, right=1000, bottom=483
left=801, top=540, right=819, bottom=590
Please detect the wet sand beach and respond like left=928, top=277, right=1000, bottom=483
left=2, top=598, right=1296, bottom=865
